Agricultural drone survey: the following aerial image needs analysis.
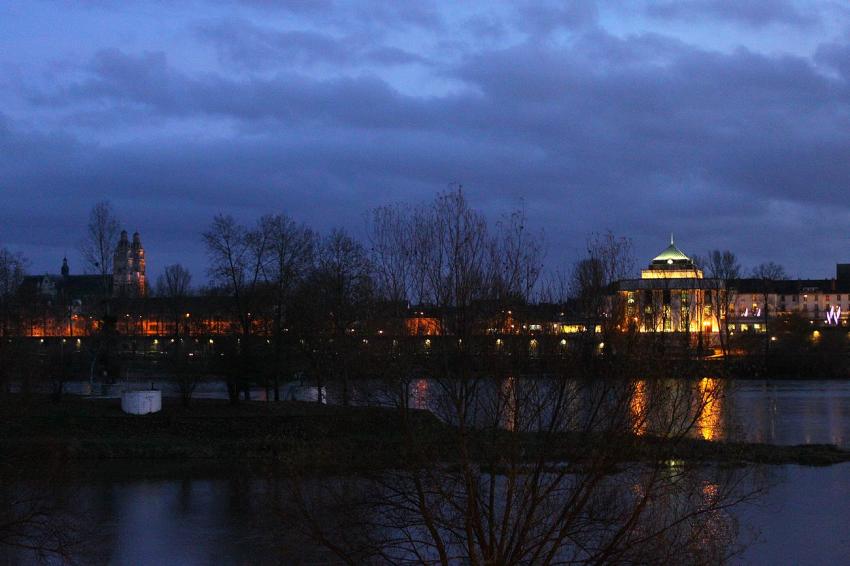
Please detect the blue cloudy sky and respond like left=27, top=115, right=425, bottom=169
left=3, top=0, right=850, bottom=281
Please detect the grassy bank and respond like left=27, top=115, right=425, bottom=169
left=2, top=395, right=849, bottom=473
left=0, top=395, right=450, bottom=472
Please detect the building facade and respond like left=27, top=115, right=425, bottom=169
left=728, top=271, right=850, bottom=332
left=614, top=238, right=850, bottom=336
left=20, top=229, right=147, bottom=335
left=113, top=230, right=147, bottom=298
left=615, top=237, right=720, bottom=334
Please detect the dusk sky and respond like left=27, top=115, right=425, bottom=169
left=3, top=0, right=850, bottom=282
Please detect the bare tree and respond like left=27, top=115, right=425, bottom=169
left=367, top=203, right=416, bottom=309
left=166, top=340, right=206, bottom=407
left=156, top=263, right=193, bottom=333
left=540, top=267, right=572, bottom=306
left=79, top=201, right=120, bottom=287
left=490, top=205, right=545, bottom=304
left=0, top=467, right=85, bottom=563
left=751, top=261, right=787, bottom=365
left=310, top=229, right=373, bottom=405
left=417, top=187, right=491, bottom=342
left=156, top=263, right=192, bottom=298
left=571, top=232, right=635, bottom=314
left=292, top=199, right=757, bottom=564
left=570, top=231, right=635, bottom=357
left=0, top=247, right=26, bottom=338
left=203, top=214, right=270, bottom=403
left=705, top=250, right=741, bottom=358
left=0, top=248, right=26, bottom=393
left=155, top=263, right=199, bottom=406
left=260, top=214, right=315, bottom=401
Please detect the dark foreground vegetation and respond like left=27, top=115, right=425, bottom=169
left=3, top=395, right=847, bottom=471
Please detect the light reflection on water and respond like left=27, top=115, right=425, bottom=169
left=56, top=377, right=850, bottom=447
left=625, top=377, right=726, bottom=441
left=313, top=377, right=850, bottom=448
left=5, top=379, right=850, bottom=564
left=0, top=468, right=750, bottom=565
left=697, top=377, right=724, bottom=442
left=7, top=464, right=848, bottom=565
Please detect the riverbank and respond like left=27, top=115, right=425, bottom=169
left=0, top=395, right=448, bottom=473
left=2, top=395, right=849, bottom=473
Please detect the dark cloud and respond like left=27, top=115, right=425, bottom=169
left=196, top=19, right=427, bottom=70
left=514, top=1, right=600, bottom=34
left=223, top=0, right=443, bottom=30
left=3, top=0, right=850, bottom=280
left=645, top=0, right=818, bottom=28
left=814, top=40, right=850, bottom=79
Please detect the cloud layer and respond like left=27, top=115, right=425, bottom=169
left=2, top=0, right=850, bottom=281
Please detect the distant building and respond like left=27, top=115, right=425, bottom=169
left=639, top=236, right=704, bottom=279
left=615, top=236, right=719, bottom=334
left=729, top=267, right=850, bottom=331
left=113, top=230, right=147, bottom=298
left=22, top=229, right=147, bottom=304
left=615, top=236, right=850, bottom=336
left=22, top=257, right=106, bottom=305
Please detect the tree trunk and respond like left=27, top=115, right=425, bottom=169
left=227, top=380, right=239, bottom=405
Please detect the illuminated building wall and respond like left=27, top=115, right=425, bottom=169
left=727, top=271, right=850, bottom=331
left=113, top=230, right=147, bottom=298
left=616, top=237, right=720, bottom=334
left=405, top=316, right=441, bottom=336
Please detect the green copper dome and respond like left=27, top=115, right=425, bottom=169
left=650, top=235, right=692, bottom=265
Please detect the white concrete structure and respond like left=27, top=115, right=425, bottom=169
left=121, top=390, right=162, bottom=415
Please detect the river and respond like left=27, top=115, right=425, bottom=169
left=4, top=379, right=849, bottom=564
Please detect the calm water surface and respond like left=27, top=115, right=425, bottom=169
left=730, top=380, right=850, bottom=448
left=79, top=376, right=850, bottom=447
left=15, top=378, right=850, bottom=564
left=734, top=463, right=850, bottom=565
left=5, top=464, right=848, bottom=565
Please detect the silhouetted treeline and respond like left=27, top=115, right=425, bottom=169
left=1, top=190, right=847, bottom=405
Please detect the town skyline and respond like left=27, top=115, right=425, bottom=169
left=11, top=198, right=848, bottom=286
left=4, top=3, right=850, bottom=564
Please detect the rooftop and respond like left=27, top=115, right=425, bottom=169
left=650, top=235, right=692, bottom=265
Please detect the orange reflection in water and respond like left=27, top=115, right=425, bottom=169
left=697, top=377, right=724, bottom=441
left=702, top=481, right=719, bottom=501
left=501, top=376, right=516, bottom=432
left=631, top=380, right=647, bottom=435
left=412, top=378, right=429, bottom=410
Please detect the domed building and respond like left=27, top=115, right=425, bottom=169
left=641, top=235, right=704, bottom=279
left=616, top=236, right=719, bottom=335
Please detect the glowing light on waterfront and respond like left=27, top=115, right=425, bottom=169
left=697, top=378, right=723, bottom=441
left=412, top=378, right=428, bottom=410
left=631, top=380, right=647, bottom=435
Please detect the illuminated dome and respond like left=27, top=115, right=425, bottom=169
left=641, top=235, right=702, bottom=279
left=651, top=237, right=692, bottom=266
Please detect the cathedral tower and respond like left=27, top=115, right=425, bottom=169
left=113, top=230, right=146, bottom=297
left=131, top=231, right=146, bottom=296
